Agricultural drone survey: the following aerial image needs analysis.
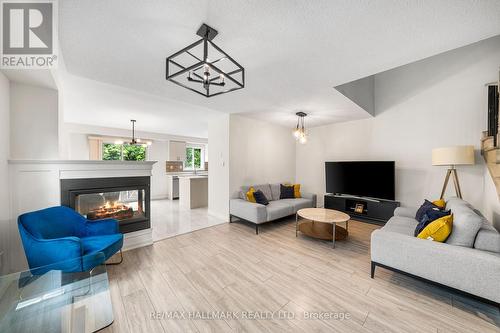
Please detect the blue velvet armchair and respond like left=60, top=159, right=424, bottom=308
left=18, top=206, right=123, bottom=273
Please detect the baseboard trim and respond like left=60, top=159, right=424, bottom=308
left=208, top=210, right=229, bottom=222
left=123, top=228, right=153, bottom=251
left=151, top=195, right=168, bottom=200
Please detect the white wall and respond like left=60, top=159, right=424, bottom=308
left=148, top=140, right=168, bottom=199
left=208, top=113, right=230, bottom=221
left=229, top=114, right=296, bottom=197
left=0, top=72, right=10, bottom=274
left=10, top=83, right=59, bottom=159
left=297, top=36, right=500, bottom=211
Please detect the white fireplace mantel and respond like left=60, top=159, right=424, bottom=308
left=9, top=159, right=157, bottom=179
left=7, top=160, right=157, bottom=272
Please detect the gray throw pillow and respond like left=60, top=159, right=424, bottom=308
left=445, top=205, right=482, bottom=248
left=253, top=184, right=272, bottom=201
left=269, top=183, right=281, bottom=201
left=239, top=186, right=250, bottom=201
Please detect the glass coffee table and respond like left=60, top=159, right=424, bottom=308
left=296, top=208, right=351, bottom=248
left=0, top=253, right=113, bottom=333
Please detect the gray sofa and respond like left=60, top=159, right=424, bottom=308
left=229, top=183, right=317, bottom=234
left=371, top=197, right=500, bottom=306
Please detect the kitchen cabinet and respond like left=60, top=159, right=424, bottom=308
left=169, top=141, right=186, bottom=162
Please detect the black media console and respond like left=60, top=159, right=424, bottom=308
left=324, top=194, right=400, bottom=225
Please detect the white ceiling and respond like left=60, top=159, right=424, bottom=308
left=60, top=73, right=218, bottom=138
left=59, top=0, right=500, bottom=131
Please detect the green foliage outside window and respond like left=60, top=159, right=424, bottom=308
left=123, top=145, right=146, bottom=161
left=186, top=147, right=193, bottom=168
left=185, top=147, right=202, bottom=169
left=194, top=148, right=201, bottom=168
left=102, top=143, right=147, bottom=161
left=103, top=143, right=122, bottom=160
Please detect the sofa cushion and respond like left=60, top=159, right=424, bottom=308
left=445, top=204, right=482, bottom=248
left=253, top=190, right=269, bottom=205
left=280, top=184, right=295, bottom=199
left=445, top=196, right=472, bottom=211
left=252, top=184, right=272, bottom=202
left=416, top=214, right=453, bottom=242
left=278, top=198, right=313, bottom=213
left=246, top=187, right=256, bottom=203
left=293, top=184, right=301, bottom=198
left=473, top=214, right=500, bottom=253
left=394, top=206, right=418, bottom=218
left=415, top=200, right=442, bottom=222
left=382, top=216, right=418, bottom=236
left=266, top=201, right=294, bottom=221
left=475, top=228, right=500, bottom=254
left=239, top=186, right=250, bottom=200
left=269, top=183, right=281, bottom=201
left=414, top=209, right=451, bottom=236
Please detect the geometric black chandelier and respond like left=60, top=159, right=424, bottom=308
left=166, top=23, right=245, bottom=98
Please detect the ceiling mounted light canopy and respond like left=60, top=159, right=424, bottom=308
left=293, top=112, right=308, bottom=144
left=166, top=23, right=245, bottom=98
left=128, top=120, right=152, bottom=147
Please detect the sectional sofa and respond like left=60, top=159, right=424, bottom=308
left=371, top=197, right=500, bottom=306
left=229, top=183, right=317, bottom=234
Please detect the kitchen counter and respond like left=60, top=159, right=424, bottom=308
left=177, top=175, right=208, bottom=179
left=179, top=176, right=208, bottom=209
left=166, top=171, right=208, bottom=176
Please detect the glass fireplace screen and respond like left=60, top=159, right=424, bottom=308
left=75, top=189, right=146, bottom=221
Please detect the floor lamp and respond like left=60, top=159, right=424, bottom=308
left=432, top=146, right=475, bottom=199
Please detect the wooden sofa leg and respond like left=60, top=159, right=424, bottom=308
left=255, top=224, right=259, bottom=235
left=371, top=261, right=376, bottom=278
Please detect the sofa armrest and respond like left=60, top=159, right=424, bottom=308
left=301, top=192, right=317, bottom=208
left=393, top=206, right=417, bottom=218
left=85, top=218, right=120, bottom=236
left=230, top=199, right=267, bottom=224
left=371, top=229, right=500, bottom=303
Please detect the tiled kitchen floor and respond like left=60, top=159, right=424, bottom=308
left=150, top=199, right=225, bottom=241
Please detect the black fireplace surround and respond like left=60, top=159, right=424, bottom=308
left=61, top=176, right=150, bottom=233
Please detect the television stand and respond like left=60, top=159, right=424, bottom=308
left=324, top=194, right=400, bottom=225
left=332, top=194, right=381, bottom=203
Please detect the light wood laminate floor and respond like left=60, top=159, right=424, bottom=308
left=104, top=218, right=500, bottom=333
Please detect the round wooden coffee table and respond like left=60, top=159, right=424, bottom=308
left=296, top=208, right=350, bottom=248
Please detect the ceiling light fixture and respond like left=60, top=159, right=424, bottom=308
left=166, top=23, right=245, bottom=98
left=128, top=120, right=152, bottom=147
left=293, top=112, right=308, bottom=144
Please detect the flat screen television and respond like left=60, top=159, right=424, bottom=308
left=325, top=161, right=395, bottom=200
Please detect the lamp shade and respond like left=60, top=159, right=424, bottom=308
left=432, top=146, right=475, bottom=166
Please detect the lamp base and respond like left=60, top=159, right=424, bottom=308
left=440, top=167, right=463, bottom=199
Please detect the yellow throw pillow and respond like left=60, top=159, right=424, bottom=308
left=417, top=214, right=453, bottom=242
left=432, top=199, right=446, bottom=209
left=246, top=187, right=256, bottom=203
left=293, top=184, right=301, bottom=198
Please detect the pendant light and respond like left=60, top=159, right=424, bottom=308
left=128, top=120, right=152, bottom=147
left=293, top=112, right=308, bottom=144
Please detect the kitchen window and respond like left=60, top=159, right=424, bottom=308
left=102, top=143, right=147, bottom=161
left=184, top=146, right=204, bottom=170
